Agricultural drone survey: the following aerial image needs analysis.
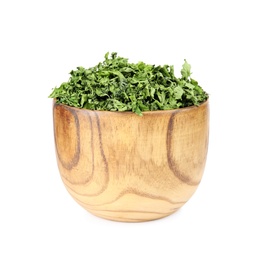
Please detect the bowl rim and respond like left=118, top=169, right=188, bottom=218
left=53, top=98, right=209, bottom=115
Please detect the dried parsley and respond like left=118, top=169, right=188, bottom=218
left=49, top=52, right=208, bottom=115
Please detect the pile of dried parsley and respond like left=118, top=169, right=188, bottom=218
left=49, top=52, right=208, bottom=115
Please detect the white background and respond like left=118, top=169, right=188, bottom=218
left=1, top=0, right=260, bottom=259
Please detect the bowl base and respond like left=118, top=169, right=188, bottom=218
left=87, top=209, right=178, bottom=222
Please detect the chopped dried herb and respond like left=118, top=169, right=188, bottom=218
left=49, top=52, right=208, bottom=115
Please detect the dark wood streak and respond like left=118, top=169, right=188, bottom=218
left=94, top=111, right=109, bottom=179
left=54, top=103, right=80, bottom=171
left=83, top=111, right=109, bottom=196
left=79, top=110, right=95, bottom=185
left=166, top=112, right=200, bottom=186
left=87, top=208, right=178, bottom=215
left=63, top=111, right=110, bottom=196
left=89, top=211, right=151, bottom=222
left=66, top=186, right=186, bottom=206
left=87, top=211, right=175, bottom=222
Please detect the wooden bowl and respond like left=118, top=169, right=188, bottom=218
left=53, top=100, right=209, bottom=222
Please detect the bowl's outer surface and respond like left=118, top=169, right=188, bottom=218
left=53, top=100, right=209, bottom=222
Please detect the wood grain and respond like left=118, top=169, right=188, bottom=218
left=53, top=100, right=209, bottom=222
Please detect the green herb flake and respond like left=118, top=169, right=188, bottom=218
left=49, top=53, right=208, bottom=115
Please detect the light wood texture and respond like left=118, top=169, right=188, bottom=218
left=53, top=100, right=209, bottom=222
